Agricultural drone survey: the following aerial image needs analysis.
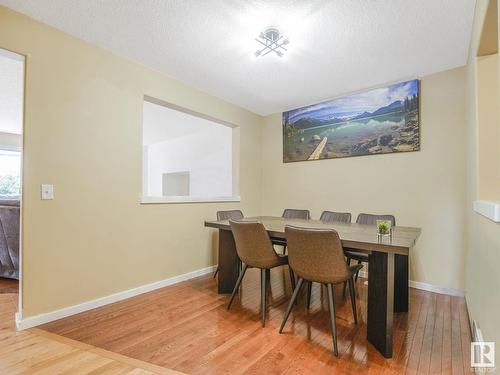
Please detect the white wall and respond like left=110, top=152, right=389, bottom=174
left=0, top=48, right=23, bottom=135
left=145, top=126, right=232, bottom=197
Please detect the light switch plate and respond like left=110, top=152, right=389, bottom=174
left=41, top=184, right=54, bottom=200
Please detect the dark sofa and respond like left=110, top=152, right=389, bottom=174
left=0, top=200, right=19, bottom=279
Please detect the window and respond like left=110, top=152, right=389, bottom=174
left=142, top=97, right=238, bottom=203
left=0, top=150, right=20, bottom=197
left=0, top=48, right=23, bottom=199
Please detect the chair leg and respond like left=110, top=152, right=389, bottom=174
left=227, top=264, right=248, bottom=310
left=213, top=266, right=219, bottom=278
left=355, top=260, right=362, bottom=282
left=306, top=281, right=313, bottom=309
left=279, top=277, right=304, bottom=333
left=288, top=266, right=296, bottom=292
left=348, top=277, right=358, bottom=324
left=326, top=283, right=339, bottom=356
left=261, top=268, right=267, bottom=327
left=343, top=258, right=352, bottom=297
left=282, top=245, right=287, bottom=255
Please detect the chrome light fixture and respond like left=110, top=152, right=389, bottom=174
left=255, top=27, right=289, bottom=58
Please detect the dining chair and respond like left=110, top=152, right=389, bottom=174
left=273, top=208, right=311, bottom=254
left=282, top=209, right=311, bottom=220
left=279, top=225, right=361, bottom=356
left=344, top=213, right=396, bottom=282
left=319, top=211, right=351, bottom=223
left=214, top=210, right=244, bottom=278
left=301, top=210, right=352, bottom=307
left=228, top=220, right=296, bottom=327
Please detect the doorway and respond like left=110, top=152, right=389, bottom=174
left=0, top=48, right=24, bottom=301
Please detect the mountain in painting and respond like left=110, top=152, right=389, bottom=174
left=290, top=100, right=406, bottom=129
left=352, top=100, right=403, bottom=120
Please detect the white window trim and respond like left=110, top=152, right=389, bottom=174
left=141, top=96, right=240, bottom=204
left=0, top=144, right=21, bottom=152
left=473, top=200, right=500, bottom=222
left=140, top=195, right=241, bottom=204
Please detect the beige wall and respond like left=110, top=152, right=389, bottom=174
left=0, top=5, right=263, bottom=318
left=261, top=67, right=467, bottom=291
left=477, top=53, right=500, bottom=200
left=464, top=0, right=500, bottom=363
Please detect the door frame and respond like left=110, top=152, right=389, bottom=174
left=0, top=46, right=26, bottom=326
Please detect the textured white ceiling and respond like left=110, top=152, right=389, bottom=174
left=0, top=0, right=476, bottom=115
left=0, top=49, right=23, bottom=134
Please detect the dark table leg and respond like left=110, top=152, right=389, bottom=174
left=217, top=229, right=239, bottom=294
left=394, top=254, right=409, bottom=312
left=367, top=251, right=394, bottom=358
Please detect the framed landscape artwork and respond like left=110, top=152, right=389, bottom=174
left=282, top=79, right=420, bottom=163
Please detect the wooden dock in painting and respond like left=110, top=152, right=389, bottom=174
left=308, top=137, right=327, bottom=160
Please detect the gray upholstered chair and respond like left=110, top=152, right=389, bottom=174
left=273, top=208, right=311, bottom=254
left=228, top=220, right=295, bottom=327
left=217, top=210, right=244, bottom=222
left=302, top=210, right=352, bottom=306
left=282, top=209, right=311, bottom=220
left=319, top=211, right=351, bottom=224
left=344, top=213, right=396, bottom=282
left=214, top=210, right=244, bottom=278
left=0, top=201, right=20, bottom=280
left=279, top=225, right=361, bottom=356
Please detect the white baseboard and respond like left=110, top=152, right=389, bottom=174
left=16, top=264, right=464, bottom=330
left=472, top=320, right=483, bottom=342
left=16, top=265, right=217, bottom=331
left=409, top=280, right=464, bottom=297
left=357, top=270, right=465, bottom=297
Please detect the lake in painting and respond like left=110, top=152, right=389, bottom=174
left=283, top=79, right=420, bottom=162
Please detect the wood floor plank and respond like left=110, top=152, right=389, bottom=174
left=429, top=293, right=445, bottom=374
left=417, top=292, right=437, bottom=374
left=451, top=296, right=465, bottom=375
left=458, top=297, right=473, bottom=374
left=441, top=294, right=453, bottom=375
left=403, top=289, right=433, bottom=374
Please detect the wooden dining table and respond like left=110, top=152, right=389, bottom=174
left=204, top=216, right=421, bottom=359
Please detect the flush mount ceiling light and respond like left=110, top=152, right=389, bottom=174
left=255, top=27, right=289, bottom=58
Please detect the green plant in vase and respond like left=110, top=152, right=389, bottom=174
left=376, top=220, right=391, bottom=236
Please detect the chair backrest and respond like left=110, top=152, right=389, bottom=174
left=282, top=209, right=310, bottom=220
left=229, top=220, right=280, bottom=269
left=320, top=211, right=351, bottom=223
left=285, top=225, right=350, bottom=283
left=356, top=213, right=396, bottom=226
left=217, top=210, right=244, bottom=221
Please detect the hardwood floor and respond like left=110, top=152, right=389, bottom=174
left=40, top=268, right=473, bottom=374
left=0, top=277, right=18, bottom=294
left=0, top=289, right=182, bottom=374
